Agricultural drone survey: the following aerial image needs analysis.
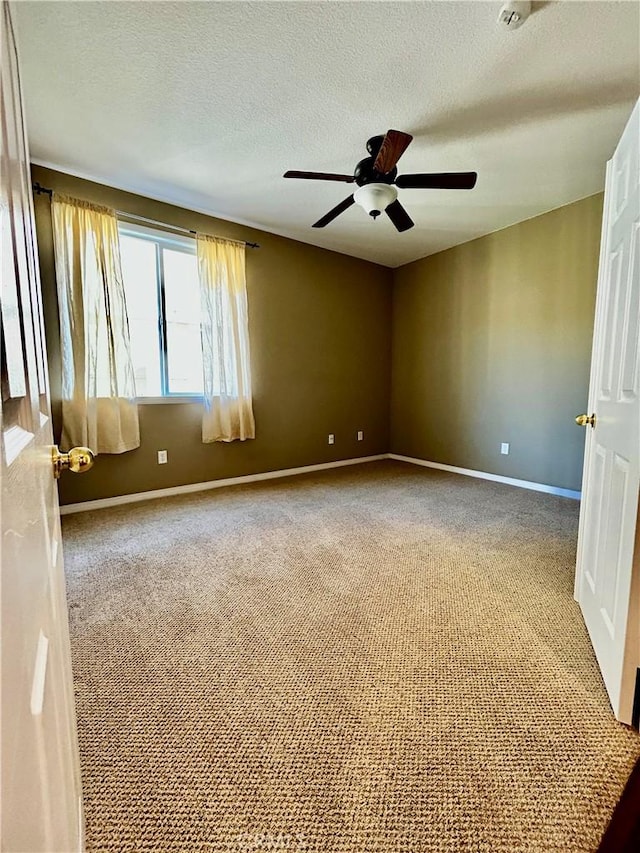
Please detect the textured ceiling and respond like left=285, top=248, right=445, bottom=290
left=13, top=1, right=640, bottom=268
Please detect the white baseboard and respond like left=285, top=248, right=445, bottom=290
left=388, top=453, right=581, bottom=500
left=59, top=455, right=387, bottom=515
left=59, top=452, right=580, bottom=515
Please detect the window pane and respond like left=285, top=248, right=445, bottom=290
left=163, top=248, right=203, bottom=395
left=120, top=234, right=162, bottom=397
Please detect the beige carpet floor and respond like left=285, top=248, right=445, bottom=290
left=61, top=460, right=640, bottom=852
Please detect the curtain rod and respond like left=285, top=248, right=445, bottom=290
left=31, top=182, right=260, bottom=249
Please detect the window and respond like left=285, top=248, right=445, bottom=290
left=119, top=223, right=204, bottom=398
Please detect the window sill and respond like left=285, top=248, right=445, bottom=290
left=136, top=396, right=204, bottom=405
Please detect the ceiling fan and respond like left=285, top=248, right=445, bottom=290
left=284, top=129, right=477, bottom=232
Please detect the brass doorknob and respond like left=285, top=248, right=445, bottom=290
left=52, top=445, right=95, bottom=478
left=575, top=413, right=596, bottom=428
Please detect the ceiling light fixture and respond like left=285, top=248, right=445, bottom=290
left=353, top=183, right=398, bottom=220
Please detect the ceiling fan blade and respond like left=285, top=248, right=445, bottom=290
left=396, top=172, right=478, bottom=190
left=312, top=195, right=355, bottom=228
left=284, top=170, right=354, bottom=183
left=373, top=130, right=413, bottom=174
left=385, top=199, right=414, bottom=232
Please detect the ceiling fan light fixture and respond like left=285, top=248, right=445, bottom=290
left=354, top=183, right=398, bottom=219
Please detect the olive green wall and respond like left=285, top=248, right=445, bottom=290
left=390, top=193, right=604, bottom=492
left=32, top=166, right=393, bottom=505
left=35, top=165, right=603, bottom=505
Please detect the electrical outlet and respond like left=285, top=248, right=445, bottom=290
left=357, top=430, right=364, bottom=441
left=328, top=434, right=335, bottom=445
left=501, top=443, right=510, bottom=455
left=157, top=450, right=168, bottom=464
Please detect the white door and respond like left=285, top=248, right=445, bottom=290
left=575, top=99, right=640, bottom=724
left=1, top=3, right=85, bottom=849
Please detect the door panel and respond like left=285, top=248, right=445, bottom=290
left=600, top=249, right=622, bottom=399
left=583, top=443, right=606, bottom=596
left=620, top=224, right=639, bottom=399
left=600, top=453, right=628, bottom=632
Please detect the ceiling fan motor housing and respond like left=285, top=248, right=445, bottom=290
left=355, top=134, right=400, bottom=185
left=354, top=157, right=397, bottom=186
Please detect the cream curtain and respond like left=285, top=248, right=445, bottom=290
left=52, top=194, right=139, bottom=454
left=197, top=234, right=255, bottom=442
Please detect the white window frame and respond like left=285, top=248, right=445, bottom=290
left=118, top=220, right=204, bottom=404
